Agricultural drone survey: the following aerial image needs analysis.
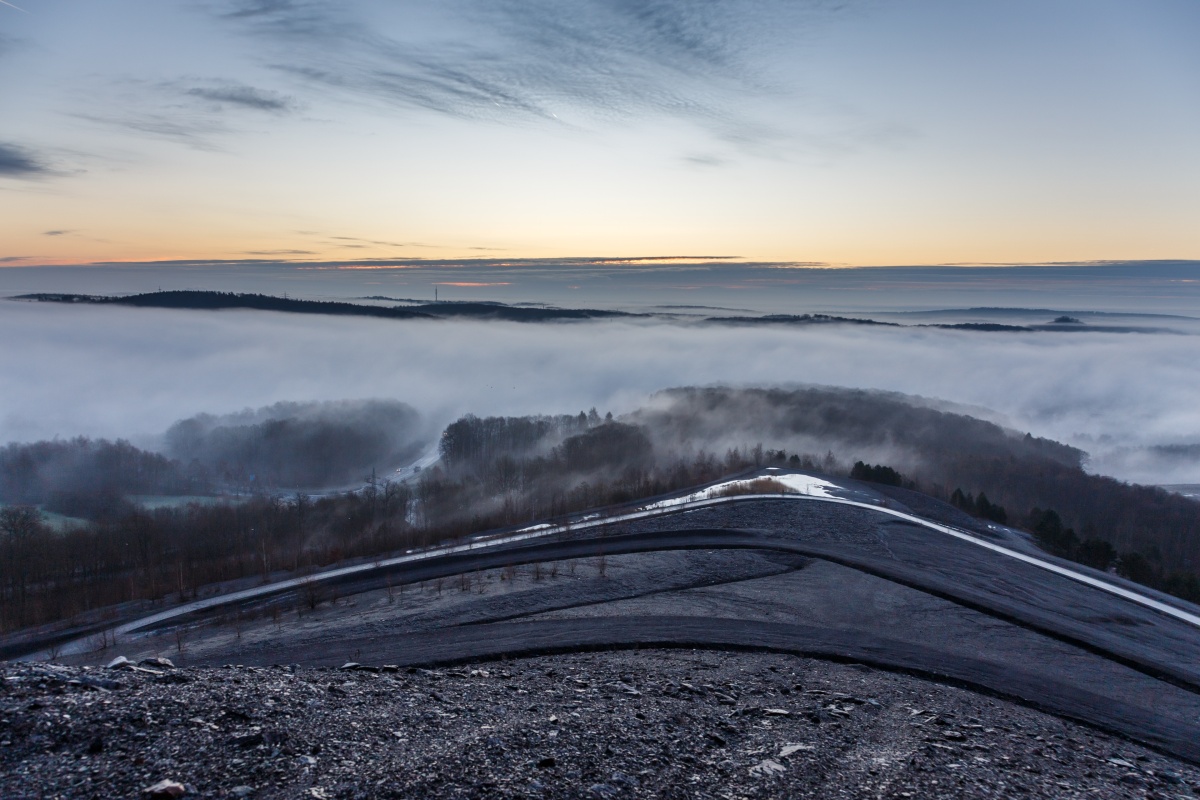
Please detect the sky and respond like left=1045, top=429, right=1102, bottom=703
left=3, top=0, right=1200, bottom=268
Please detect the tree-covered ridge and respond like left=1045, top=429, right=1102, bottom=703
left=12, top=292, right=1169, bottom=331
left=0, top=438, right=198, bottom=518
left=633, top=387, right=1198, bottom=587
left=19, top=291, right=434, bottom=319
left=705, top=313, right=898, bottom=327
left=13, top=292, right=637, bottom=322
left=164, top=399, right=423, bottom=490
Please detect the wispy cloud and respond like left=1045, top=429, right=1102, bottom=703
left=327, top=235, right=434, bottom=249
left=75, top=78, right=299, bottom=148
left=682, top=153, right=728, bottom=168
left=0, top=256, right=32, bottom=263
left=211, top=0, right=847, bottom=145
left=0, top=142, right=53, bottom=178
left=43, top=230, right=74, bottom=237
left=73, top=110, right=225, bottom=149
left=185, top=83, right=298, bottom=112
left=242, top=249, right=318, bottom=255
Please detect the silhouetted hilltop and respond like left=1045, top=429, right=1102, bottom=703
left=10, top=292, right=1179, bottom=332
left=705, top=313, right=897, bottom=326
left=13, top=292, right=636, bottom=323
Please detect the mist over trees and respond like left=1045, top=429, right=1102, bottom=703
left=634, top=388, right=1198, bottom=584
left=163, top=399, right=424, bottom=490
left=628, top=387, right=1083, bottom=478
left=428, top=411, right=666, bottom=526
left=0, top=438, right=196, bottom=519
left=3, top=385, right=1200, bottom=637
left=0, top=400, right=426, bottom=523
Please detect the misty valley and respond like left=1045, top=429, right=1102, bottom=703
left=3, top=386, right=1198, bottom=638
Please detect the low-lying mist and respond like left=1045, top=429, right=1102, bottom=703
left=2, top=301, right=1199, bottom=484
left=163, top=399, right=425, bottom=489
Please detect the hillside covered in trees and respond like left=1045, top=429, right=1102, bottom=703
left=163, top=399, right=424, bottom=490
left=0, top=400, right=425, bottom=522
left=2, top=386, right=1198, bottom=635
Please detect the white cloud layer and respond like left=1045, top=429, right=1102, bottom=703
left=3, top=302, right=1199, bottom=484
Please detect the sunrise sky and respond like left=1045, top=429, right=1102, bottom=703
left=3, top=0, right=1200, bottom=268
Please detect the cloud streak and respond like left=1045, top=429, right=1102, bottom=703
left=212, top=0, right=844, bottom=144
left=0, top=142, right=53, bottom=178
left=75, top=78, right=299, bottom=148
left=185, top=83, right=298, bottom=112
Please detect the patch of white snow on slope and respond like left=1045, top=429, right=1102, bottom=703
left=640, top=472, right=841, bottom=511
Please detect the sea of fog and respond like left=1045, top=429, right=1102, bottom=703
left=2, top=292, right=1199, bottom=486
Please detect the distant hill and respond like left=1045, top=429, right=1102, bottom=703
left=13, top=291, right=637, bottom=323
left=9, top=291, right=1179, bottom=332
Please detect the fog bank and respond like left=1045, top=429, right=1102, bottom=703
left=2, top=302, right=1199, bottom=483
left=164, top=399, right=426, bottom=489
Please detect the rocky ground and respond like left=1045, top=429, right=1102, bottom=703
left=3, top=650, right=1198, bottom=800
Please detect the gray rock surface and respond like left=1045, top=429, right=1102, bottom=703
left=5, top=651, right=1199, bottom=799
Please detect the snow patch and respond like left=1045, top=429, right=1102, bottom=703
left=639, top=473, right=840, bottom=511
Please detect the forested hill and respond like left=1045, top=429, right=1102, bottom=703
left=12, top=292, right=638, bottom=322
left=13, top=292, right=1176, bottom=331
left=704, top=313, right=899, bottom=327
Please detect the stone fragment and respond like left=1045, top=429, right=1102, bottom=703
left=107, top=656, right=133, bottom=670
left=143, top=779, right=187, bottom=798
left=140, top=657, right=175, bottom=669
left=779, top=744, right=814, bottom=758
left=750, top=759, right=786, bottom=777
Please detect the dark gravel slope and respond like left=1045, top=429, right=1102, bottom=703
left=4, top=652, right=1199, bottom=800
